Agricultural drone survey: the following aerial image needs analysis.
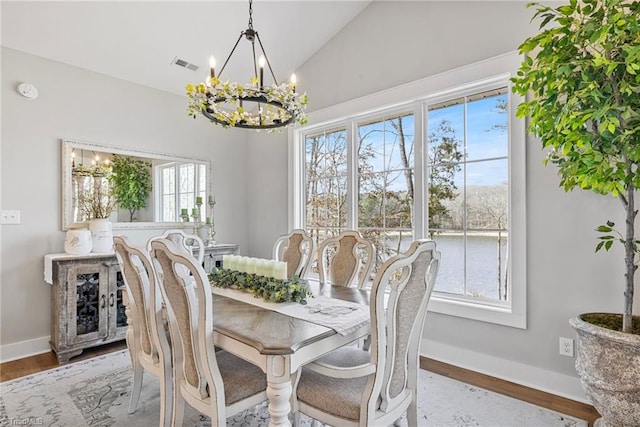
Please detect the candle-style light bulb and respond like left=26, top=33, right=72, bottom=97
left=258, top=55, right=266, bottom=89
left=209, top=55, right=216, bottom=79
left=290, top=73, right=297, bottom=92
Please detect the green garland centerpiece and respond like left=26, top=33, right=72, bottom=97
left=208, top=267, right=313, bottom=305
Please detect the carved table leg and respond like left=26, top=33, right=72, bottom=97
left=266, top=354, right=292, bottom=427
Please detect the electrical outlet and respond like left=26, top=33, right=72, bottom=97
left=0, top=210, right=21, bottom=225
left=559, top=337, right=574, bottom=357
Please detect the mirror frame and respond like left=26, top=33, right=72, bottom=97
left=61, top=139, right=212, bottom=231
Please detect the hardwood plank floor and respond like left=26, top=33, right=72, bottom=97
left=0, top=342, right=600, bottom=426
left=0, top=341, right=127, bottom=382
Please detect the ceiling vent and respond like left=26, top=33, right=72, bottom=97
left=171, top=57, right=199, bottom=72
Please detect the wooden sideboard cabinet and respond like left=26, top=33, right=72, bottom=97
left=47, top=243, right=239, bottom=363
left=49, top=254, right=127, bottom=364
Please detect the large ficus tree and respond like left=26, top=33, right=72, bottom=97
left=512, top=0, right=640, bottom=333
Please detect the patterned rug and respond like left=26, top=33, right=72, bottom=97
left=0, top=350, right=586, bottom=426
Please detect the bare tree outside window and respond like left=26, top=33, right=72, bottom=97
left=302, top=88, right=509, bottom=300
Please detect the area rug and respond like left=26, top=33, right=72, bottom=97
left=0, top=350, right=585, bottom=427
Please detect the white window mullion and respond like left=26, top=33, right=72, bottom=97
left=414, top=103, right=426, bottom=239
left=288, top=128, right=305, bottom=230
left=346, top=121, right=357, bottom=230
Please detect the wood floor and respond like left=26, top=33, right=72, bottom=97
left=0, top=341, right=127, bottom=382
left=0, top=343, right=600, bottom=426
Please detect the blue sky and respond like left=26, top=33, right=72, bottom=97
left=306, top=92, right=509, bottom=190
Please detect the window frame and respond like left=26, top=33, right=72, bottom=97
left=155, top=161, right=208, bottom=223
left=289, top=51, right=526, bottom=329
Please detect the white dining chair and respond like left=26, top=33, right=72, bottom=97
left=147, top=229, right=205, bottom=265
left=272, top=229, right=315, bottom=279
left=149, top=238, right=268, bottom=426
left=291, top=239, right=440, bottom=427
left=113, top=235, right=173, bottom=427
left=317, top=230, right=376, bottom=289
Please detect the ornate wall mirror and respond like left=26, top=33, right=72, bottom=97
left=62, top=139, right=212, bottom=230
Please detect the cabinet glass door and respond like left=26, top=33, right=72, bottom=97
left=67, top=263, right=109, bottom=345
left=111, top=267, right=128, bottom=337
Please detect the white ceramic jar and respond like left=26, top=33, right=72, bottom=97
left=89, top=219, right=113, bottom=253
left=64, top=228, right=93, bottom=255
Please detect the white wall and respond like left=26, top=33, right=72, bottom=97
left=246, top=130, right=289, bottom=258
left=246, top=1, right=639, bottom=402
left=1, top=47, right=250, bottom=360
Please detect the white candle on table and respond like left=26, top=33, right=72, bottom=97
left=222, top=255, right=230, bottom=269
left=265, top=260, right=274, bottom=279
left=247, top=257, right=257, bottom=274
left=236, top=256, right=244, bottom=272
left=227, top=255, right=237, bottom=271
left=239, top=257, right=250, bottom=273
left=276, top=261, right=288, bottom=281
left=255, top=259, right=265, bottom=276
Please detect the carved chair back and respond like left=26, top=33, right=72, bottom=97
left=317, top=230, right=375, bottom=288
left=366, top=239, right=439, bottom=419
left=272, top=229, right=315, bottom=279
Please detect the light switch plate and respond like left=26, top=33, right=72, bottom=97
left=1, top=210, right=21, bottom=224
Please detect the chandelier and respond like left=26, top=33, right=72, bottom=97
left=186, top=0, right=308, bottom=131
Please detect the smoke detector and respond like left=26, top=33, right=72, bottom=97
left=17, top=82, right=38, bottom=100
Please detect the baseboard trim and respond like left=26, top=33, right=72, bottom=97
left=420, top=356, right=600, bottom=425
left=0, top=336, right=51, bottom=363
left=421, top=338, right=588, bottom=403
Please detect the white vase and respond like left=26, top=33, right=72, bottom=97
left=89, top=219, right=113, bottom=253
left=64, top=228, right=92, bottom=255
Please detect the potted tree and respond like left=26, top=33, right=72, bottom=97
left=109, top=154, right=152, bottom=222
left=511, top=0, right=640, bottom=424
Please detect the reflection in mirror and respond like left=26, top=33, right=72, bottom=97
left=62, top=139, right=212, bottom=230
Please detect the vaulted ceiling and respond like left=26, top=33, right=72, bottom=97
left=2, top=1, right=370, bottom=96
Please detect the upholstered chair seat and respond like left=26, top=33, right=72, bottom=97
left=215, top=350, right=267, bottom=405
left=296, top=346, right=372, bottom=420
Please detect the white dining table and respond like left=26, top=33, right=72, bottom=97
left=211, top=281, right=370, bottom=426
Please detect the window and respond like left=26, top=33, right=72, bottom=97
left=305, top=128, right=348, bottom=241
left=291, top=52, right=526, bottom=328
left=427, top=89, right=509, bottom=303
left=157, top=162, right=207, bottom=222
left=357, top=113, right=415, bottom=266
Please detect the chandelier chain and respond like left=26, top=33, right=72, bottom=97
left=248, top=0, right=253, bottom=30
